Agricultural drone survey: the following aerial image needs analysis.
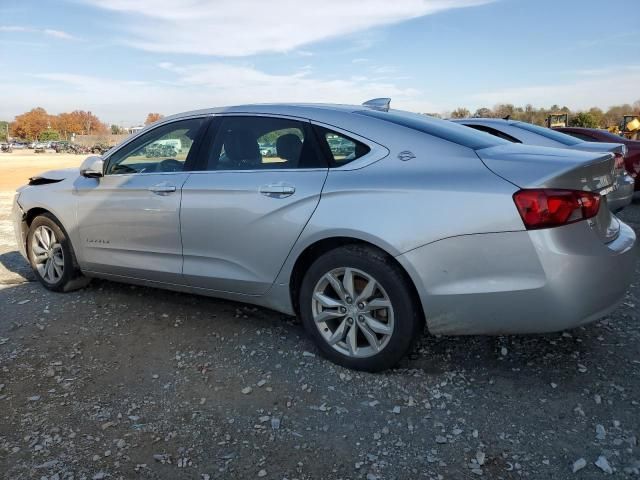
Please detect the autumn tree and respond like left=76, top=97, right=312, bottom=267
left=450, top=107, right=471, bottom=119
left=145, top=113, right=164, bottom=125
left=11, top=107, right=51, bottom=140
left=473, top=107, right=493, bottom=118
left=53, top=112, right=83, bottom=140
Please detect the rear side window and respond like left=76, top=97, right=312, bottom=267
left=464, top=124, right=522, bottom=143
left=314, top=126, right=370, bottom=167
left=513, top=122, right=582, bottom=146
left=206, top=116, right=325, bottom=170
left=356, top=109, right=507, bottom=149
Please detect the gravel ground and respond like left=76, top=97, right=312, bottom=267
left=0, top=193, right=639, bottom=480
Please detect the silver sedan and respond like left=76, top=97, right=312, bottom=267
left=12, top=100, right=638, bottom=371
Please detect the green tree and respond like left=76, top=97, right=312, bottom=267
left=569, top=112, right=599, bottom=128
left=0, top=121, right=9, bottom=141
left=39, top=130, right=60, bottom=141
left=111, top=124, right=122, bottom=134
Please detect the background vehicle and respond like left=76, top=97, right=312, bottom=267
left=12, top=101, right=637, bottom=371
left=555, top=127, right=640, bottom=196
left=452, top=118, right=635, bottom=211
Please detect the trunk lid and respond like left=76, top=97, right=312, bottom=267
left=476, top=144, right=619, bottom=243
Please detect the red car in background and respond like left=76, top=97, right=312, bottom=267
left=555, top=127, right=640, bottom=196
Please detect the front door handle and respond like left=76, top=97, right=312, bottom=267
left=259, top=184, right=296, bottom=198
left=149, top=184, right=177, bottom=195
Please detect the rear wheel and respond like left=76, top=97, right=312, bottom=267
left=27, top=214, right=89, bottom=292
left=299, top=245, right=421, bottom=372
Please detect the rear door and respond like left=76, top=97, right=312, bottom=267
left=180, top=115, right=328, bottom=294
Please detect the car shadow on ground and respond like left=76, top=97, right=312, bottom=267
left=0, top=250, right=34, bottom=284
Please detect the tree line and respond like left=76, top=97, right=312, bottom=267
left=4, top=102, right=640, bottom=142
left=442, top=101, right=640, bottom=128
left=4, top=108, right=166, bottom=141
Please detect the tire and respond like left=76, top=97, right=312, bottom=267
left=27, top=213, right=89, bottom=292
left=299, top=245, right=422, bottom=372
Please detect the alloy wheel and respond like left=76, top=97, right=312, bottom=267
left=31, top=225, right=64, bottom=284
left=311, top=267, right=394, bottom=358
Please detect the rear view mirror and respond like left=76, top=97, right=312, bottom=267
left=80, top=155, right=104, bottom=178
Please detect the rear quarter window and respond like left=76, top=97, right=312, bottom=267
left=356, top=110, right=508, bottom=149
left=313, top=125, right=371, bottom=167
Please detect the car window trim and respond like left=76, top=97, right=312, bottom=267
left=103, top=115, right=212, bottom=176
left=190, top=113, right=329, bottom=173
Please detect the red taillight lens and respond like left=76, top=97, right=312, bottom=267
left=513, top=189, right=601, bottom=230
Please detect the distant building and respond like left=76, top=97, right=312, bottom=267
left=127, top=125, right=145, bottom=134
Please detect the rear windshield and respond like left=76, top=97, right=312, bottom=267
left=513, top=121, right=582, bottom=146
left=356, top=110, right=507, bottom=150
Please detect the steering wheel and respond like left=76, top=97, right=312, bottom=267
left=159, top=159, right=183, bottom=172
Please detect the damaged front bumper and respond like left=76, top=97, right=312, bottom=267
left=12, top=191, right=28, bottom=260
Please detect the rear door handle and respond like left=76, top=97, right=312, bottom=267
left=149, top=184, right=177, bottom=195
left=259, top=184, right=296, bottom=197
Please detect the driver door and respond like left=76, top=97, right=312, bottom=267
left=76, top=117, right=208, bottom=283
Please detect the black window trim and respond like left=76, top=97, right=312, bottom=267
left=103, top=115, right=212, bottom=176
left=464, top=124, right=523, bottom=144
left=190, top=113, right=330, bottom=173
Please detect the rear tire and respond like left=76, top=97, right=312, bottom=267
left=299, top=245, right=422, bottom=372
left=27, top=213, right=89, bottom=292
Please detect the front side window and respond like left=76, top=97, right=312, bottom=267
left=106, top=118, right=205, bottom=175
left=207, top=116, right=325, bottom=170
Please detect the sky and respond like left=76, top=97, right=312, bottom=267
left=1, top=0, right=639, bottom=125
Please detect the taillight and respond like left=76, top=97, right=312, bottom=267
left=513, top=189, right=601, bottom=230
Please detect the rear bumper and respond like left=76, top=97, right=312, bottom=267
left=397, top=221, right=637, bottom=335
left=609, top=173, right=635, bottom=211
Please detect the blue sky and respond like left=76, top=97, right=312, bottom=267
left=1, top=0, right=639, bottom=125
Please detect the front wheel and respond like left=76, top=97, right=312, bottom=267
left=299, top=245, right=422, bottom=372
left=27, top=214, right=89, bottom=292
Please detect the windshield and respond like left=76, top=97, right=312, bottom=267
left=513, top=121, right=582, bottom=146
left=356, top=109, right=508, bottom=150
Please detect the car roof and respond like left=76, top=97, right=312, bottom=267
left=164, top=103, right=367, bottom=122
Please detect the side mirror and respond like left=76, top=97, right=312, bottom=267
left=80, top=155, right=104, bottom=178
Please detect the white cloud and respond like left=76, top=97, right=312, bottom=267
left=0, top=25, right=77, bottom=40
left=0, top=63, right=434, bottom=123
left=0, top=25, right=29, bottom=32
left=43, top=29, right=77, bottom=40
left=468, top=65, right=640, bottom=110
left=80, top=0, right=493, bottom=56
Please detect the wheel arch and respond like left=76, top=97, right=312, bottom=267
left=288, top=236, right=425, bottom=325
left=24, top=207, right=81, bottom=270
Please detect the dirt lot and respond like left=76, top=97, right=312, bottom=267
left=0, top=151, right=82, bottom=191
left=0, top=155, right=639, bottom=479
